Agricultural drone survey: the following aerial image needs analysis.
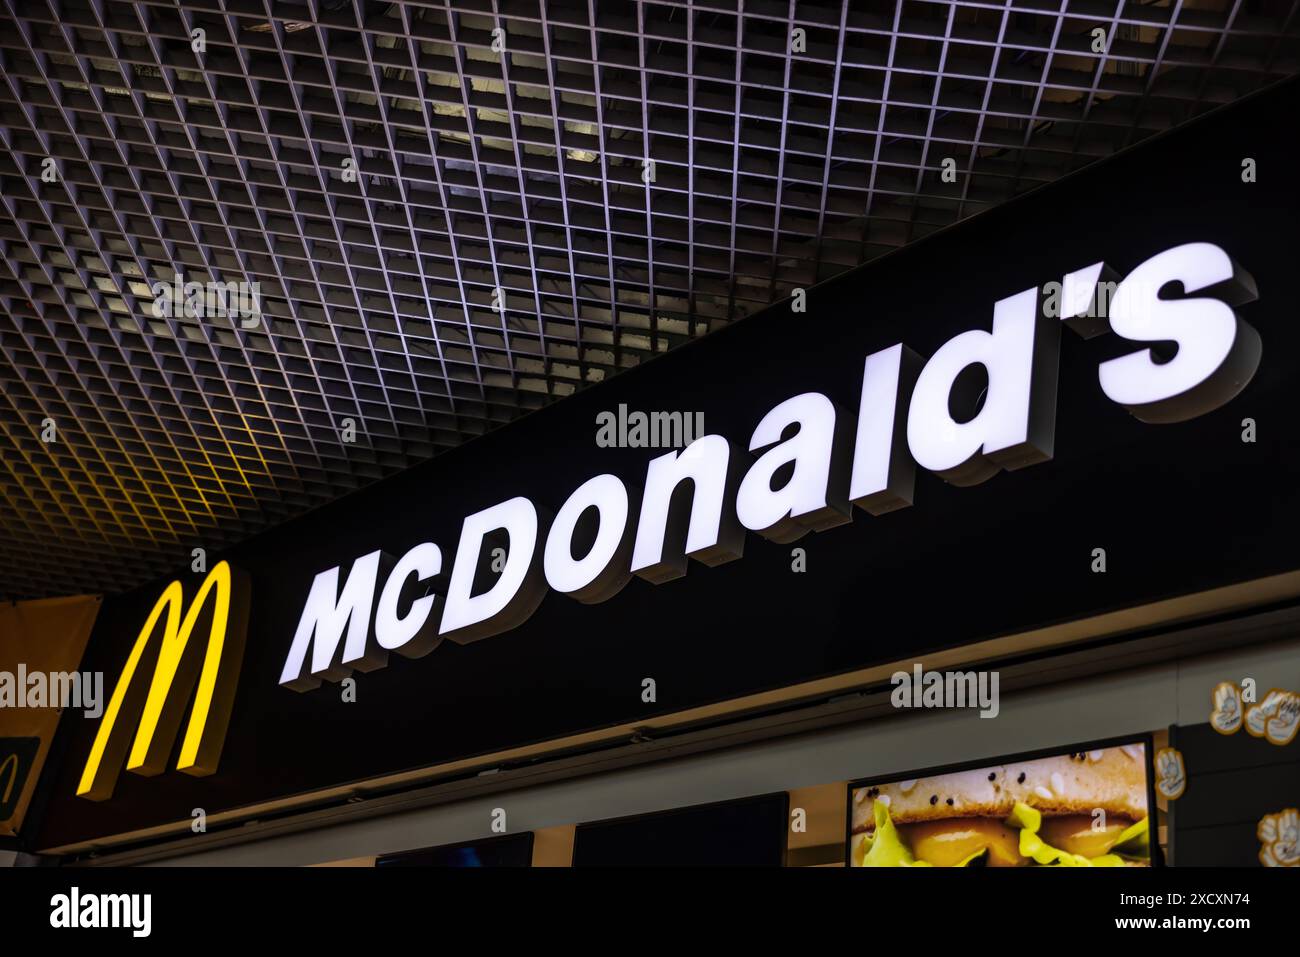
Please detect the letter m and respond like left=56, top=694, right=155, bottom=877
left=278, top=551, right=388, bottom=692
left=77, top=561, right=251, bottom=801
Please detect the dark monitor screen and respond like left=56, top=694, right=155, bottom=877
left=376, top=831, right=534, bottom=867
left=572, top=793, right=789, bottom=867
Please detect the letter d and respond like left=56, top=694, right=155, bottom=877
left=907, top=287, right=1059, bottom=486
left=440, top=496, right=550, bottom=642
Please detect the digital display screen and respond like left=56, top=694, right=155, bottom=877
left=376, top=832, right=534, bottom=867
left=848, top=740, right=1155, bottom=867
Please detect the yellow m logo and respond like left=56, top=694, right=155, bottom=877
left=77, top=561, right=251, bottom=801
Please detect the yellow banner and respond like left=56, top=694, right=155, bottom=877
left=0, top=595, right=101, bottom=836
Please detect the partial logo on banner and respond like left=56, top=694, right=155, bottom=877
left=0, top=737, right=40, bottom=823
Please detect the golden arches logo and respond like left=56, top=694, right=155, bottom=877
left=77, top=561, right=251, bottom=802
left=0, top=753, right=17, bottom=806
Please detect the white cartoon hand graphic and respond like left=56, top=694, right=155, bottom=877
left=1266, top=692, right=1300, bottom=746
left=1155, top=748, right=1186, bottom=800
left=1210, top=682, right=1242, bottom=735
left=1258, top=809, right=1300, bottom=867
left=1245, top=688, right=1285, bottom=737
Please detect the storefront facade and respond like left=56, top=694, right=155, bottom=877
left=9, top=76, right=1300, bottom=868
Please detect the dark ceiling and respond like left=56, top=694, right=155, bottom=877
left=1, top=0, right=1297, bottom=600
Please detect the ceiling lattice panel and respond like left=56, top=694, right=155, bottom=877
left=1, top=0, right=1297, bottom=600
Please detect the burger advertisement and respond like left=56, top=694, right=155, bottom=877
left=849, top=740, right=1156, bottom=868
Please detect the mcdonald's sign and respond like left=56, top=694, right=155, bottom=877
left=76, top=561, right=251, bottom=802
left=0, top=737, right=39, bottom=822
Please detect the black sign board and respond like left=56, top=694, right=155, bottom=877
left=32, top=77, right=1300, bottom=851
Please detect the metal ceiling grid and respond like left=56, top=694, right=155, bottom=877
left=0, top=0, right=1296, bottom=599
